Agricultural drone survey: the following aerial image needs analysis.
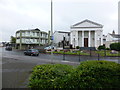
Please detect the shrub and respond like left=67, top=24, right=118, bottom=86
left=67, top=61, right=120, bottom=88
left=98, top=45, right=106, bottom=50
left=28, top=61, right=120, bottom=88
left=110, top=43, right=120, bottom=51
left=76, top=46, right=80, bottom=49
left=28, top=64, right=73, bottom=88
left=106, top=48, right=110, bottom=50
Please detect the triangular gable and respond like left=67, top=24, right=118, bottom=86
left=71, top=19, right=103, bottom=28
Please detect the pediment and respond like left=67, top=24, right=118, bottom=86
left=71, top=19, right=103, bottom=28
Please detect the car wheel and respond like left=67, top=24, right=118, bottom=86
left=37, top=54, right=39, bottom=56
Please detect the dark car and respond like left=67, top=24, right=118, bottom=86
left=24, top=49, right=39, bottom=56
left=5, top=46, right=12, bottom=51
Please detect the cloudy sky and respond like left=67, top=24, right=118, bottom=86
left=0, top=0, right=119, bottom=42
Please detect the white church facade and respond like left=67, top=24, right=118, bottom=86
left=70, top=19, right=103, bottom=48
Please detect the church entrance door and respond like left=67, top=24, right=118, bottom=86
left=84, top=38, right=88, bottom=47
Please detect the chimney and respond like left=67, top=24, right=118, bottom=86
left=112, top=30, right=115, bottom=34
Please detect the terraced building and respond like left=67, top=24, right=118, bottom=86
left=16, top=28, right=50, bottom=50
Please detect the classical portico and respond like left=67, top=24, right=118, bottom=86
left=70, top=19, right=103, bottom=48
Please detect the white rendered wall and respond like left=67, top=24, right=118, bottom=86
left=53, top=31, right=70, bottom=45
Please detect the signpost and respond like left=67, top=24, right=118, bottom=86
left=50, top=36, right=54, bottom=40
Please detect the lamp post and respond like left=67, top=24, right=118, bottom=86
left=51, top=0, right=53, bottom=38
left=51, top=0, right=53, bottom=63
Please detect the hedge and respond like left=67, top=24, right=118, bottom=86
left=98, top=45, right=106, bottom=50
left=28, top=61, right=120, bottom=88
left=110, top=43, right=120, bottom=51
left=28, top=64, right=74, bottom=88
left=67, top=61, right=120, bottom=88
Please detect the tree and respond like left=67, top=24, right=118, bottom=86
left=10, top=36, right=16, bottom=44
left=98, top=45, right=106, bottom=50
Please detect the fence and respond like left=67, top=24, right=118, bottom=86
left=47, top=48, right=120, bottom=64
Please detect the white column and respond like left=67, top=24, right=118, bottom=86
left=75, top=31, right=78, bottom=47
left=94, top=31, right=97, bottom=47
left=82, top=31, right=84, bottom=47
left=70, top=31, right=72, bottom=45
left=101, top=30, right=103, bottom=45
left=89, top=31, right=91, bottom=47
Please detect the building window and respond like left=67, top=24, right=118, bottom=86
left=103, top=39, right=106, bottom=42
left=68, top=33, right=70, bottom=36
left=41, top=33, right=42, bottom=36
left=33, top=32, right=35, bottom=36
left=33, top=39, right=35, bottom=42
left=27, top=31, right=30, bottom=34
left=22, top=32, right=25, bottom=36
left=37, top=39, right=39, bottom=42
left=37, top=32, right=39, bottom=36
left=26, top=31, right=30, bottom=36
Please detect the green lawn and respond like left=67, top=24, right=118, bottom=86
left=46, top=50, right=120, bottom=57
left=95, top=50, right=120, bottom=56
left=48, top=51, right=90, bottom=55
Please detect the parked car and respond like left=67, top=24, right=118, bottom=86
left=44, top=46, right=56, bottom=50
left=5, top=46, right=12, bottom=51
left=24, top=49, right=39, bottom=56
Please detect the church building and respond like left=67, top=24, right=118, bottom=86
left=70, top=19, right=103, bottom=48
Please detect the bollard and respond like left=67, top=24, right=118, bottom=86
left=79, top=50, right=80, bottom=62
left=63, top=50, right=65, bottom=60
left=104, top=49, right=106, bottom=57
left=90, top=48, right=91, bottom=56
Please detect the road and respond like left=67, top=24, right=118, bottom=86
left=2, top=47, right=119, bottom=63
left=1, top=47, right=80, bottom=88
left=1, top=47, right=120, bottom=88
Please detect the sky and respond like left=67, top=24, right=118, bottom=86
left=0, top=0, right=119, bottom=42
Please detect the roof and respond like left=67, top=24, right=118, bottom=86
left=71, top=19, right=103, bottom=28
left=110, top=34, right=120, bottom=38
left=16, top=28, right=40, bottom=33
left=16, top=28, right=47, bottom=34
left=54, top=31, right=70, bottom=34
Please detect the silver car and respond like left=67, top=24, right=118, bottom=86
left=24, top=49, right=39, bottom=56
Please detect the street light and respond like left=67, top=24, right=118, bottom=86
left=51, top=0, right=53, bottom=63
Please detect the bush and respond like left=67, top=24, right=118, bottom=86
left=106, top=48, right=110, bottom=50
left=76, top=46, right=80, bottom=49
left=28, top=64, right=73, bottom=88
left=98, top=45, right=106, bottom=50
left=28, top=61, right=120, bottom=88
left=110, top=43, right=120, bottom=51
left=67, top=61, right=120, bottom=88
